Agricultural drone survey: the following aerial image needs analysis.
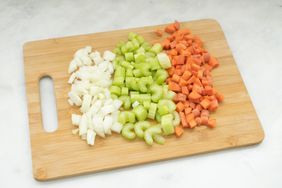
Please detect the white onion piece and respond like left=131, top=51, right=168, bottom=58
left=111, top=122, right=123, bottom=133
left=71, top=114, right=81, bottom=126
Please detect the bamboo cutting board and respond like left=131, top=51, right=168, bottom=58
left=23, top=19, right=264, bottom=181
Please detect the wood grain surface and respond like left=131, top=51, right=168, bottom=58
left=23, top=19, right=264, bottom=181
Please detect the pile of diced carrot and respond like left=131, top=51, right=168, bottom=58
left=156, top=21, right=224, bottom=137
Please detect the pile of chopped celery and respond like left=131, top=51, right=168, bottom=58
left=111, top=32, right=180, bottom=145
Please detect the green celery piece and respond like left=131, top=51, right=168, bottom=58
left=155, top=69, right=168, bottom=84
left=128, top=32, right=137, bottom=41
left=118, top=111, right=127, bottom=125
left=126, top=69, right=133, bottom=77
left=144, top=125, right=162, bottom=145
left=146, top=57, right=161, bottom=71
left=172, top=111, right=180, bottom=126
left=133, top=69, right=143, bottom=78
left=136, top=47, right=145, bottom=54
left=145, top=52, right=155, bottom=57
left=121, top=45, right=127, bottom=54
left=112, top=76, right=124, bottom=87
left=121, top=87, right=129, bottom=96
left=138, top=76, right=153, bottom=93
left=132, top=38, right=140, bottom=50
left=133, top=105, right=148, bottom=121
left=126, top=41, right=134, bottom=52
left=111, top=94, right=118, bottom=99
left=114, top=66, right=125, bottom=77
left=134, top=53, right=146, bottom=63
left=125, top=52, right=134, bottom=61
left=110, top=85, right=121, bottom=96
left=136, top=35, right=145, bottom=44
left=125, top=111, right=136, bottom=123
left=120, top=60, right=134, bottom=69
left=155, top=112, right=161, bottom=123
left=165, top=90, right=176, bottom=100
left=161, top=114, right=175, bottom=135
left=134, top=121, right=151, bottom=138
left=119, top=96, right=131, bottom=110
left=143, top=100, right=151, bottom=110
left=148, top=102, right=157, bottom=119
left=122, top=123, right=136, bottom=140
left=157, top=52, right=172, bottom=69
left=113, top=47, right=121, bottom=55
left=150, top=84, right=163, bottom=102
left=150, top=43, right=163, bottom=54
left=153, top=134, right=165, bottom=145
left=158, top=105, right=170, bottom=116
left=142, top=42, right=152, bottom=51
left=158, top=99, right=176, bottom=112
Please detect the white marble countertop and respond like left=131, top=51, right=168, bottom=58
left=0, top=0, right=281, bottom=187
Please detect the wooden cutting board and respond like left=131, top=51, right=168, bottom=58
left=23, top=19, right=264, bottom=181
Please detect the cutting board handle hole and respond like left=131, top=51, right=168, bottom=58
left=39, top=76, right=58, bottom=133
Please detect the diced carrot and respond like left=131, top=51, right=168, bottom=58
left=200, top=99, right=211, bottom=109
left=205, top=86, right=213, bottom=95
left=170, top=41, right=177, bottom=49
left=196, top=104, right=203, bottom=111
left=189, top=102, right=196, bottom=109
left=208, top=99, right=219, bottom=112
left=172, top=74, right=180, bottom=82
left=165, top=24, right=176, bottom=34
left=192, top=84, right=203, bottom=94
left=179, top=78, right=188, bottom=86
left=207, top=119, right=216, bottom=128
left=189, top=119, right=197, bottom=128
left=215, top=92, right=224, bottom=102
left=176, top=102, right=185, bottom=112
left=209, top=56, right=219, bottom=68
left=155, top=29, right=163, bottom=37
left=182, top=70, right=192, bottom=80
left=191, top=63, right=201, bottom=71
left=188, top=91, right=201, bottom=100
left=162, top=39, right=170, bottom=50
left=168, top=49, right=178, bottom=56
left=186, top=113, right=194, bottom=122
left=195, top=117, right=202, bottom=125
left=181, top=86, right=189, bottom=95
left=180, top=112, right=188, bottom=128
left=167, top=67, right=175, bottom=76
left=168, top=81, right=181, bottom=92
left=192, top=108, right=200, bottom=117
left=184, top=101, right=190, bottom=108
left=201, top=109, right=209, bottom=117
left=203, top=53, right=210, bottom=62
left=175, top=126, right=184, bottom=137
left=173, top=21, right=180, bottom=30
left=176, top=93, right=187, bottom=102
left=174, top=68, right=183, bottom=76
left=175, top=55, right=185, bottom=65
left=201, top=116, right=209, bottom=125
left=184, top=107, right=192, bottom=115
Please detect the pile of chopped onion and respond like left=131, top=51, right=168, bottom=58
left=68, top=46, right=123, bottom=146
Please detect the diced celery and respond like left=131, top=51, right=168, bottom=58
left=172, top=111, right=180, bottom=126
left=125, top=52, right=134, bottom=61
left=132, top=38, right=140, bottom=50
left=136, top=47, right=145, bottom=54
left=134, top=53, right=146, bottom=63
left=142, top=42, right=152, bottom=51
left=143, top=100, right=151, bottom=110
left=117, top=41, right=125, bottom=48
left=126, top=69, right=133, bottom=77
left=150, top=43, right=163, bottom=54
left=113, top=47, right=121, bottom=55
left=122, top=123, right=136, bottom=140
left=118, top=111, right=127, bottom=125
left=155, top=112, right=161, bottom=123
left=121, top=45, right=127, bottom=54
left=114, top=66, right=125, bottom=77
left=155, top=69, right=168, bottom=85
left=150, top=84, right=163, bottom=102
left=126, top=41, right=134, bottom=52
left=112, top=76, right=124, bottom=87
left=157, top=52, right=171, bottom=69
left=153, top=134, right=165, bottom=145
left=125, top=111, right=136, bottom=123
left=158, top=99, right=176, bottom=112
left=121, top=87, right=129, bottom=96
left=158, top=105, right=169, bottom=116
left=136, top=35, right=145, bottom=44
left=138, top=76, right=153, bottom=93
left=145, top=52, right=155, bottom=58
left=148, top=102, right=157, bottom=119
left=133, top=105, right=148, bottom=121
left=119, top=96, right=131, bottom=110
left=133, top=69, right=143, bottom=78
left=134, top=121, right=151, bottom=138
left=161, top=114, right=175, bottom=135
left=128, top=32, right=137, bottom=41
left=120, top=60, right=134, bottom=69
left=110, top=85, right=121, bottom=96
left=111, top=94, right=118, bottom=99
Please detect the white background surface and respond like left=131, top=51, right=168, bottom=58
left=0, top=0, right=282, bottom=187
